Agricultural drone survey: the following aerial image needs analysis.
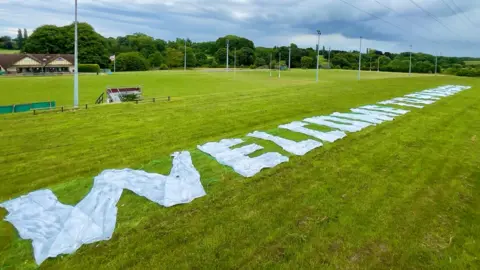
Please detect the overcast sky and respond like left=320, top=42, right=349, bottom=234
left=1, top=0, right=479, bottom=56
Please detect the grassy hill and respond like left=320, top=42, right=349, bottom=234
left=0, top=70, right=479, bottom=269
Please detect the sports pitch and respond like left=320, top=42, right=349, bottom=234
left=1, top=69, right=479, bottom=268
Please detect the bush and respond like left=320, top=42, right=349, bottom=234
left=208, top=59, right=218, bottom=68
left=249, top=64, right=256, bottom=69
left=115, top=52, right=149, bottom=71
left=159, top=64, right=169, bottom=70
left=78, top=64, right=100, bottom=73
left=119, top=93, right=140, bottom=102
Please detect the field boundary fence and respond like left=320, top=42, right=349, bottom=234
left=1, top=96, right=171, bottom=117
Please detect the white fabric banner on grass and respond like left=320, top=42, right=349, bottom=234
left=0, top=151, right=205, bottom=265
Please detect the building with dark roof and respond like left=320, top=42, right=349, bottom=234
left=0, top=54, right=74, bottom=74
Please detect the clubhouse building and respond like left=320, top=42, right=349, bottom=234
left=0, top=53, right=74, bottom=75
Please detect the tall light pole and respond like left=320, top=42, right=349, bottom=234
left=315, top=30, right=321, bottom=82
left=435, top=52, right=438, bottom=76
left=226, top=39, right=229, bottom=72
left=358, top=36, right=362, bottom=81
left=278, top=52, right=281, bottom=78
left=409, top=44, right=412, bottom=76
left=234, top=48, right=236, bottom=79
left=73, top=0, right=79, bottom=107
left=288, top=46, right=291, bottom=70
left=377, top=57, right=380, bottom=72
left=184, top=38, right=187, bottom=71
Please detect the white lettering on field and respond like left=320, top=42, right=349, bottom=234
left=391, top=97, right=436, bottom=105
left=197, top=139, right=288, bottom=177
left=247, top=131, right=323, bottom=156
left=0, top=151, right=205, bottom=265
left=359, top=105, right=410, bottom=115
left=303, top=115, right=372, bottom=132
left=331, top=110, right=392, bottom=124
left=405, top=94, right=440, bottom=100
left=377, top=100, right=424, bottom=108
left=279, top=121, right=347, bottom=142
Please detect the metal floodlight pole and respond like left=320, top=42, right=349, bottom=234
left=73, top=0, right=79, bottom=107
left=269, top=53, right=272, bottom=77
left=234, top=48, right=236, bottom=79
left=278, top=51, right=281, bottom=78
left=288, top=46, right=291, bottom=70
left=409, top=44, right=412, bottom=76
left=358, top=36, right=362, bottom=80
left=184, top=38, right=187, bottom=71
left=377, top=57, right=380, bottom=72
left=226, top=39, right=229, bottom=72
left=315, top=30, right=321, bottom=82
left=114, top=55, right=116, bottom=73
left=435, top=53, right=438, bottom=76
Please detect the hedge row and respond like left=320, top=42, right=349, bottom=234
left=78, top=64, right=100, bottom=73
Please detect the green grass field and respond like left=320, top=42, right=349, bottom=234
left=0, top=49, right=20, bottom=54
left=1, top=69, right=479, bottom=269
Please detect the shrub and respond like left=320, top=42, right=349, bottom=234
left=78, top=64, right=100, bottom=73
left=208, top=59, right=218, bottom=68
left=120, top=93, right=140, bottom=102
left=159, top=64, right=169, bottom=70
left=249, top=64, right=256, bottom=69
left=115, top=52, right=149, bottom=71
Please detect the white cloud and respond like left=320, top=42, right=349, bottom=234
left=1, top=0, right=479, bottom=56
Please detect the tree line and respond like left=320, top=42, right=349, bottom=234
left=0, top=28, right=28, bottom=50
left=2, top=23, right=480, bottom=77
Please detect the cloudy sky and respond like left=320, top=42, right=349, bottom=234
left=1, top=0, right=479, bottom=56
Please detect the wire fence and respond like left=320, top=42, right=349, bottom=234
left=30, top=96, right=172, bottom=116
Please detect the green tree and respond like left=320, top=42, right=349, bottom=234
left=126, top=33, right=156, bottom=58
left=331, top=55, right=350, bottom=69
left=184, top=47, right=197, bottom=67
left=23, top=29, right=28, bottom=40
left=115, top=52, right=149, bottom=71
left=148, top=52, right=165, bottom=68
left=215, top=35, right=255, bottom=51
left=255, top=47, right=273, bottom=63
left=301, top=56, right=313, bottom=69
left=215, top=48, right=227, bottom=65
left=16, top=28, right=23, bottom=49
left=208, top=58, right=218, bottom=68
left=63, top=23, right=110, bottom=67
left=0, top=36, right=14, bottom=49
left=166, top=48, right=183, bottom=68
left=255, top=57, right=266, bottom=67
left=23, top=23, right=110, bottom=67
left=23, top=25, right=67, bottom=53
left=193, top=41, right=216, bottom=55
left=196, top=52, right=208, bottom=66
left=154, top=39, right=166, bottom=52
left=413, top=61, right=434, bottom=73
left=238, top=47, right=255, bottom=66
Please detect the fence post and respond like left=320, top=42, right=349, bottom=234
left=85, top=104, right=88, bottom=109
left=153, top=98, right=155, bottom=103
left=33, top=109, right=36, bottom=115
left=168, top=96, right=171, bottom=101
left=62, top=106, right=64, bottom=112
